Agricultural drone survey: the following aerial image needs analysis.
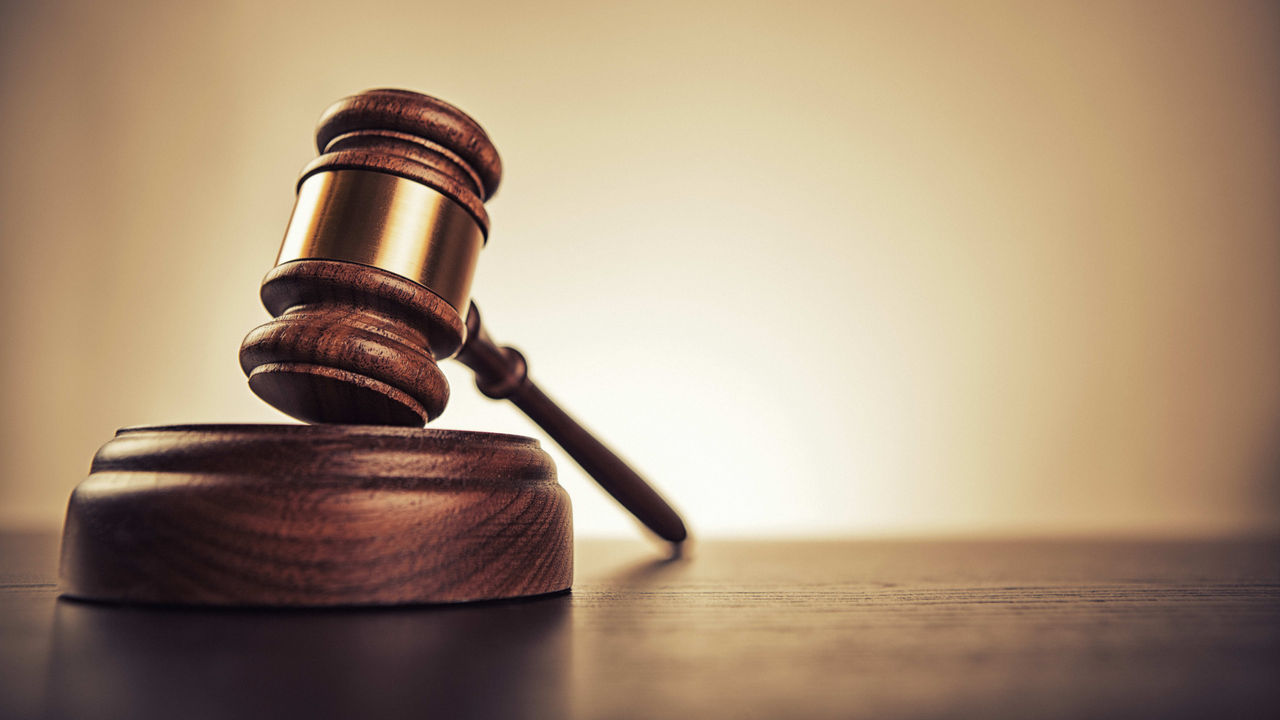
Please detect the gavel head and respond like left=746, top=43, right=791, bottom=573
left=239, top=89, right=501, bottom=426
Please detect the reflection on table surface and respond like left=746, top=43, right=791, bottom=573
left=4, top=536, right=1279, bottom=720
left=47, top=592, right=570, bottom=720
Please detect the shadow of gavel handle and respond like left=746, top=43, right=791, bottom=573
left=457, top=303, right=688, bottom=544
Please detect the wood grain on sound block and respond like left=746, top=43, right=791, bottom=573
left=58, top=424, right=572, bottom=606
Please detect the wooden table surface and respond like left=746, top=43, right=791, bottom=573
left=1, top=532, right=1277, bottom=719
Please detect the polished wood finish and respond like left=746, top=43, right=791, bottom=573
left=459, top=303, right=687, bottom=543
left=240, top=88, right=501, bottom=425
left=309, top=87, right=502, bottom=232
left=63, top=90, right=683, bottom=610
left=240, top=260, right=462, bottom=425
left=58, top=424, right=571, bottom=606
left=238, top=89, right=688, bottom=543
left=6, top=534, right=1279, bottom=719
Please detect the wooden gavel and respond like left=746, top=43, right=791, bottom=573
left=238, top=89, right=686, bottom=543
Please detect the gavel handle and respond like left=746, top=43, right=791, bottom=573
left=456, top=302, right=688, bottom=544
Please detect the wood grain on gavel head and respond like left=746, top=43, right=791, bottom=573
left=234, top=89, right=688, bottom=544
left=239, top=89, right=502, bottom=426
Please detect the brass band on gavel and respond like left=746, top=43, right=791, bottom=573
left=276, top=169, right=484, bottom=314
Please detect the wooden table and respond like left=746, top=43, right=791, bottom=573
left=2, top=533, right=1277, bottom=719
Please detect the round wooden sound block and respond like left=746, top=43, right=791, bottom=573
left=59, top=424, right=572, bottom=606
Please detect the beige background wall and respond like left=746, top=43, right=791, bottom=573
left=2, top=0, right=1277, bottom=537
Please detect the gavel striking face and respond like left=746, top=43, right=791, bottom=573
left=239, top=89, right=686, bottom=543
left=239, top=89, right=497, bottom=426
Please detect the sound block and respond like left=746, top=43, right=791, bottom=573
left=59, top=424, right=572, bottom=606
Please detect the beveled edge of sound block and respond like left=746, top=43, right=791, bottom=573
left=59, top=424, right=572, bottom=607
